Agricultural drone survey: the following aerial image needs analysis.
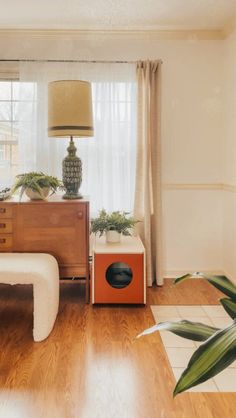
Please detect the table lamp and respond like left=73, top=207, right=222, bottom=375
left=48, top=80, right=93, bottom=199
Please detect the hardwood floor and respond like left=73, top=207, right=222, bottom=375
left=0, top=279, right=236, bottom=418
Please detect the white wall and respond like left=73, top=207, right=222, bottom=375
left=160, top=41, right=223, bottom=276
left=0, top=32, right=224, bottom=276
left=222, top=29, right=236, bottom=281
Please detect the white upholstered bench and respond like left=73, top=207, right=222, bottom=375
left=0, top=253, right=59, bottom=342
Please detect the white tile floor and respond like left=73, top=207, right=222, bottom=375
left=151, top=305, right=236, bottom=392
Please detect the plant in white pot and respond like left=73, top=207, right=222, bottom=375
left=91, top=209, right=138, bottom=243
left=12, top=172, right=63, bottom=200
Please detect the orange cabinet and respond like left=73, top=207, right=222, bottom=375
left=92, top=235, right=146, bottom=304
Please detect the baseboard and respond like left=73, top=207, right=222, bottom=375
left=223, top=270, right=236, bottom=284
left=163, top=270, right=226, bottom=279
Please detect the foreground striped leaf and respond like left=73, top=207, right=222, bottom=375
left=174, top=320, right=236, bottom=396
left=137, top=320, right=219, bottom=341
left=174, top=273, right=236, bottom=301
left=220, top=298, right=236, bottom=319
left=206, top=275, right=236, bottom=300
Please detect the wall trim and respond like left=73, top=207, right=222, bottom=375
left=163, top=183, right=236, bottom=192
left=222, top=184, right=236, bottom=193
left=164, top=270, right=225, bottom=279
left=0, top=28, right=224, bottom=41
left=222, top=18, right=236, bottom=39
left=163, top=183, right=221, bottom=190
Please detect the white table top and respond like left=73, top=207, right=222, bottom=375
left=93, top=235, right=145, bottom=254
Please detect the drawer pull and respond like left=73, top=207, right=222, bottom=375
left=0, top=223, right=6, bottom=228
left=0, top=238, right=6, bottom=243
left=77, top=211, right=83, bottom=219
left=0, top=208, right=6, bottom=213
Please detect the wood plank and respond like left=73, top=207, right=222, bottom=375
left=147, top=278, right=223, bottom=305
left=0, top=279, right=235, bottom=418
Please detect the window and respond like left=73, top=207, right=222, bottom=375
left=0, top=81, right=19, bottom=178
left=0, top=68, right=136, bottom=213
left=0, top=80, right=36, bottom=187
left=79, top=80, right=137, bottom=213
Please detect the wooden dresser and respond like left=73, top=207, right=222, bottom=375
left=0, top=195, right=90, bottom=301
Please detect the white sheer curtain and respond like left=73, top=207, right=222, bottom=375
left=18, top=62, right=137, bottom=214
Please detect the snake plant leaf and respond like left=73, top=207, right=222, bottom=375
left=174, top=273, right=193, bottom=284
left=174, top=273, right=236, bottom=301
left=174, top=320, right=236, bottom=396
left=206, top=276, right=236, bottom=301
left=220, top=298, right=236, bottom=319
left=137, top=320, right=219, bottom=341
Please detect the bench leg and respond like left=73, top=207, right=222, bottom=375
left=33, top=278, right=59, bottom=342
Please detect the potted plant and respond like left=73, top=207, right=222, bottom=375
left=91, top=209, right=138, bottom=243
left=137, top=272, right=236, bottom=396
left=12, top=171, right=63, bottom=200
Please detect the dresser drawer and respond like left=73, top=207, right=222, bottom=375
left=0, top=220, right=12, bottom=233
left=15, top=202, right=88, bottom=265
left=0, top=205, right=12, bottom=218
left=18, top=204, right=86, bottom=227
left=0, top=235, right=13, bottom=250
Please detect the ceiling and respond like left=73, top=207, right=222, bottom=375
left=0, top=0, right=235, bottom=31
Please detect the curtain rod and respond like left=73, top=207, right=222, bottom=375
left=0, top=59, right=162, bottom=64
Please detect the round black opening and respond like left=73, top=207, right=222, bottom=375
left=106, top=262, right=133, bottom=289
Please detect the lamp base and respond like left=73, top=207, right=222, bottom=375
left=62, top=191, right=83, bottom=200
left=62, top=137, right=83, bottom=200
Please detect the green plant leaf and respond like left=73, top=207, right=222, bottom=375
left=174, top=320, right=236, bottom=396
left=137, top=320, right=219, bottom=341
left=12, top=172, right=62, bottom=199
left=206, top=275, right=236, bottom=300
left=90, top=209, right=138, bottom=236
left=220, top=298, right=236, bottom=319
left=19, top=185, right=26, bottom=201
left=174, top=273, right=193, bottom=284
left=174, top=273, right=236, bottom=301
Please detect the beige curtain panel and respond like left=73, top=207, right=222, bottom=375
left=134, top=60, right=163, bottom=286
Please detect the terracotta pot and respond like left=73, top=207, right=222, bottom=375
left=25, top=187, right=50, bottom=200
left=106, top=230, right=121, bottom=243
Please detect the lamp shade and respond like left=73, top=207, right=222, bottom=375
left=48, top=80, right=94, bottom=138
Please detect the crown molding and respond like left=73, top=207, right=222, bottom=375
left=0, top=28, right=224, bottom=41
